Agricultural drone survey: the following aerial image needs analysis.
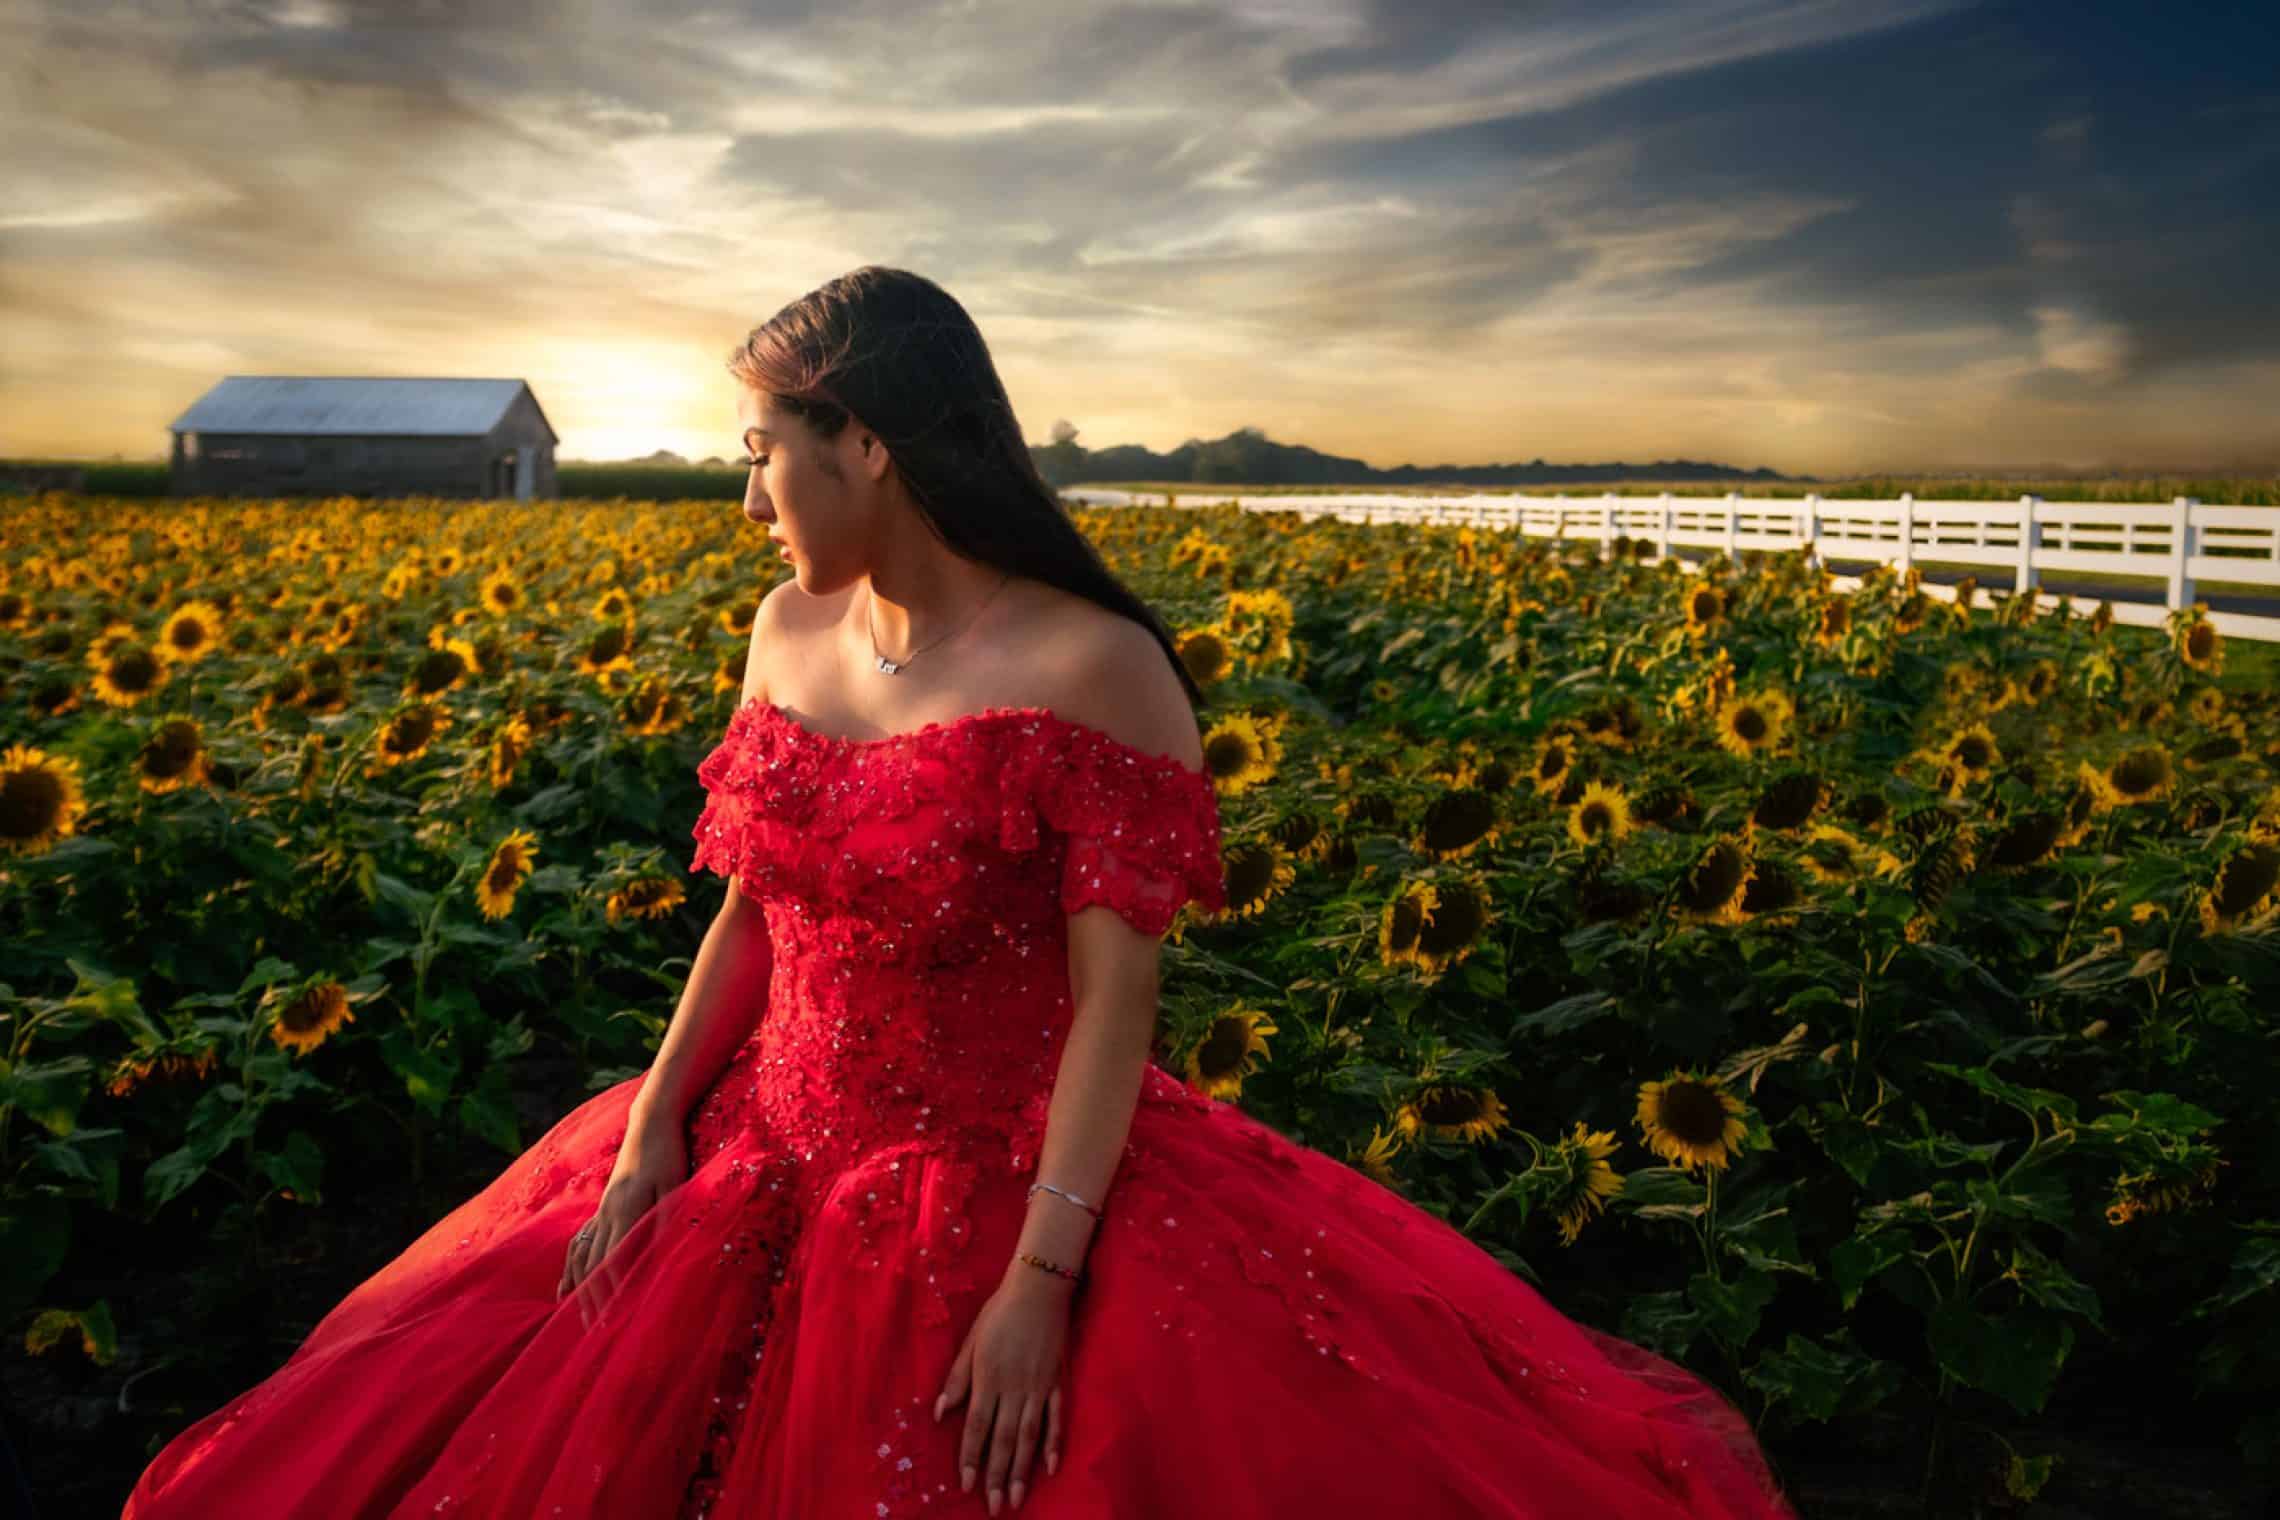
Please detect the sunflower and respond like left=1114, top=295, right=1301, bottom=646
left=1348, top=1125, right=1404, bottom=1188
left=373, top=702, right=452, bottom=768
left=136, top=715, right=211, bottom=794
left=2064, top=760, right=2117, bottom=830
left=1683, top=582, right=1726, bottom=635
left=475, top=829, right=540, bottom=919
left=1629, top=781, right=1696, bottom=829
left=479, top=566, right=525, bottom=616
left=1378, top=882, right=1435, bottom=968
left=1205, top=838, right=1296, bottom=927
left=1393, top=1081, right=1512, bottom=1145
left=2104, top=1160, right=2223, bottom=1227
left=1734, top=859, right=1802, bottom=919
left=1634, top=1070, right=1750, bottom=1173
left=1811, top=594, right=1851, bottom=649
left=2252, top=790, right=2280, bottom=846
left=1714, top=691, right=1792, bottom=759
left=1674, top=837, right=1753, bottom=923
left=1199, top=713, right=1278, bottom=794
left=1411, top=877, right=1491, bottom=977
left=1677, top=647, right=1738, bottom=719
left=576, top=621, right=636, bottom=676
left=1528, top=733, right=1576, bottom=797
left=591, top=587, right=637, bottom=622
left=2088, top=600, right=2115, bottom=636
left=87, top=629, right=170, bottom=708
left=1940, top=724, right=2001, bottom=784
left=2182, top=721, right=2248, bottom=771
left=402, top=640, right=476, bottom=699
left=1578, top=696, right=1645, bottom=751
left=1566, top=781, right=1633, bottom=849
left=2019, top=659, right=2061, bottom=705
left=2104, top=746, right=2174, bottom=807
left=1184, top=1007, right=1279, bottom=1100
left=1797, top=824, right=1902, bottom=884
left=1544, top=1123, right=1626, bottom=1246
left=268, top=978, right=355, bottom=1057
left=2198, top=845, right=2280, bottom=936
left=2186, top=687, right=2227, bottom=727
left=1176, top=625, right=1235, bottom=686
left=1749, top=771, right=1830, bottom=832
left=156, top=599, right=225, bottom=665
left=1892, top=592, right=1930, bottom=635
left=0, top=745, right=87, bottom=856
left=1985, top=811, right=2068, bottom=870
left=2176, top=613, right=2223, bottom=675
left=605, top=874, right=687, bottom=925
left=489, top=714, right=535, bottom=791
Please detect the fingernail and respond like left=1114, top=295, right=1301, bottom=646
left=989, top=1487, right=1002, bottom=1515
left=932, top=1396, right=943, bottom=1422
left=962, top=1464, right=975, bottom=1493
left=1012, top=1479, right=1026, bottom=1507
left=1047, top=1451, right=1057, bottom=1477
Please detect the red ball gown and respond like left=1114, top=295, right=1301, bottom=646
left=124, top=697, right=1799, bottom=1518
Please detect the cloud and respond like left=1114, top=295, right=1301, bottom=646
left=3, top=0, right=2276, bottom=472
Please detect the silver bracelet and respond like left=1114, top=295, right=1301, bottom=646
left=1026, top=1181, right=1102, bottom=1219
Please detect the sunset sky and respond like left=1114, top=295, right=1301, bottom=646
left=5, top=0, right=2276, bottom=477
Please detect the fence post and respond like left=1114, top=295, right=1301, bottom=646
left=1896, top=491, right=1915, bottom=574
left=1657, top=491, right=1674, bottom=563
left=1724, top=492, right=1741, bottom=564
left=2167, top=496, right=2199, bottom=610
left=1802, top=492, right=1821, bottom=568
left=1600, top=492, right=1617, bottom=561
left=1553, top=493, right=1567, bottom=543
left=2016, top=494, right=2042, bottom=596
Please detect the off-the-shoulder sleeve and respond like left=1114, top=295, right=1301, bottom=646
left=1031, top=722, right=1228, bottom=936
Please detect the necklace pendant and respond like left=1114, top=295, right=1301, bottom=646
left=874, top=654, right=904, bottom=674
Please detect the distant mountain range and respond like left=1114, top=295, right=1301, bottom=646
left=602, top=429, right=1791, bottom=487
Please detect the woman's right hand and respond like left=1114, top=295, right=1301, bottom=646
left=557, top=1122, right=690, bottom=1308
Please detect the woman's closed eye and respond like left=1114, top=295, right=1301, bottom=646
left=743, top=454, right=768, bottom=469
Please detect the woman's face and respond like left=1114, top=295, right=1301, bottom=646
left=737, top=394, right=840, bottom=588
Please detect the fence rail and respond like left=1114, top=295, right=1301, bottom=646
left=1061, top=488, right=2280, bottom=644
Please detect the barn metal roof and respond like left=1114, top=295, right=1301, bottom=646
left=168, top=377, right=557, bottom=441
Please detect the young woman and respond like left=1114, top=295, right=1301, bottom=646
left=125, top=266, right=1798, bottom=1519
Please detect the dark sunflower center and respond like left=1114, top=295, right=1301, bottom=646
left=1195, top=1018, right=1251, bottom=1077
left=1657, top=1082, right=1730, bottom=1144
left=1732, top=708, right=1767, bottom=743
left=2110, top=749, right=2171, bottom=796
left=1, top=766, right=66, bottom=837
left=2213, top=847, right=2280, bottom=915
left=1418, top=1087, right=1485, bottom=1125
left=1682, top=844, right=1747, bottom=908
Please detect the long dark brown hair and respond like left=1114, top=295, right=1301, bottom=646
left=724, top=265, right=1208, bottom=709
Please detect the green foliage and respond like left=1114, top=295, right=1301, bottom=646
left=3, top=489, right=2275, bottom=1501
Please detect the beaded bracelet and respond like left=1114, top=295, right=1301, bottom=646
left=1018, top=1250, right=1081, bottom=1282
left=1027, top=1181, right=1102, bottom=1220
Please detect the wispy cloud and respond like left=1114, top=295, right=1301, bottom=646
left=4, top=0, right=2275, bottom=472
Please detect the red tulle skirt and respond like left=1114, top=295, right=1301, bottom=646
left=124, top=1053, right=1799, bottom=1518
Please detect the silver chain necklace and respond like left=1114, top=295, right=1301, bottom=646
left=864, top=570, right=1013, bottom=675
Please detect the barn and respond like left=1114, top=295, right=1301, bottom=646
left=166, top=376, right=558, bottom=501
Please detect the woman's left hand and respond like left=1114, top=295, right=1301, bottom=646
left=935, top=1264, right=1076, bottom=1513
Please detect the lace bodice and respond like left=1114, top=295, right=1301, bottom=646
left=683, top=698, right=1229, bottom=1176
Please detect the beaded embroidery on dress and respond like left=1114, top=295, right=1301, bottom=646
left=123, top=697, right=1800, bottom=1519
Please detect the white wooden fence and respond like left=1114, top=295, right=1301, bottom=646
left=1061, top=488, right=2280, bottom=644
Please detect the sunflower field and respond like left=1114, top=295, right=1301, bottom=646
left=4, top=490, right=2278, bottom=1515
